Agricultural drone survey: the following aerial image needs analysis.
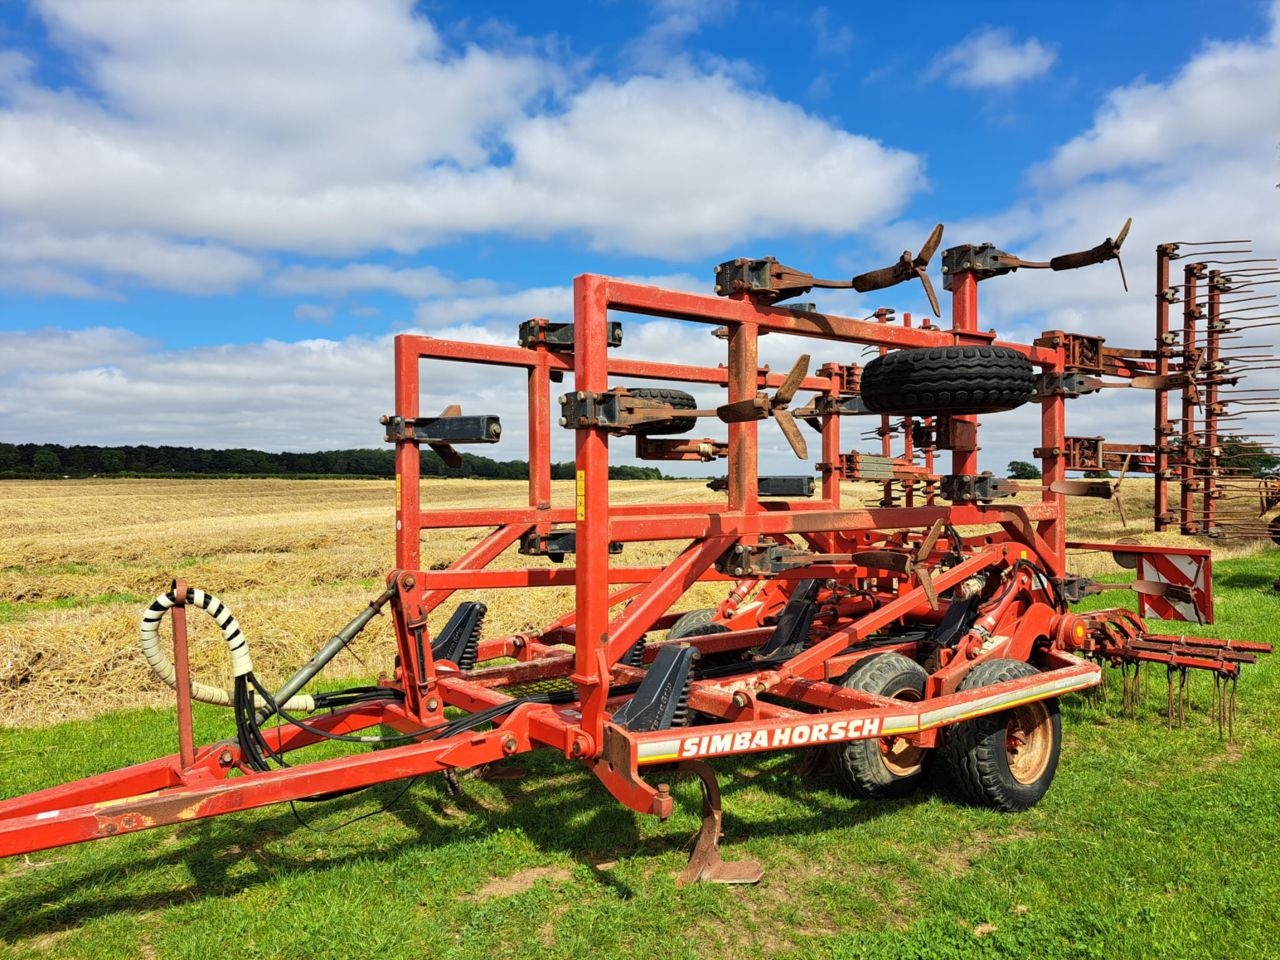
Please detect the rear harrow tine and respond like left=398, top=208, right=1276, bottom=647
left=1214, top=673, right=1223, bottom=739
left=1229, top=676, right=1237, bottom=745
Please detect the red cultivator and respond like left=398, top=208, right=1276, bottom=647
left=1, top=223, right=1272, bottom=882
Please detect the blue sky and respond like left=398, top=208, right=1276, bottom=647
left=1, top=0, right=1278, bottom=472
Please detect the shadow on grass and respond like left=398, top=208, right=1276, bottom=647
left=0, top=747, right=936, bottom=944
left=1212, top=568, right=1278, bottom=591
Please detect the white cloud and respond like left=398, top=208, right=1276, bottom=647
left=33, top=0, right=546, bottom=177
left=412, top=273, right=704, bottom=328
left=0, top=264, right=112, bottom=299
left=13, top=4, right=1279, bottom=481
left=293, top=303, right=335, bottom=324
left=1040, top=19, right=1280, bottom=185
left=0, top=330, right=393, bottom=450
left=0, top=226, right=263, bottom=294
left=930, top=27, right=1055, bottom=89
left=272, top=264, right=497, bottom=300
left=0, top=51, right=32, bottom=90
left=0, top=0, right=924, bottom=290
left=485, top=73, right=922, bottom=256
left=0, top=274, right=845, bottom=475
left=0, top=320, right=714, bottom=473
left=415, top=286, right=575, bottom=328
left=0, top=327, right=155, bottom=374
left=811, top=8, right=854, bottom=56
left=624, top=0, right=750, bottom=77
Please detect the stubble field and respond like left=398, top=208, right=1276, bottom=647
left=2, top=474, right=1259, bottom=726
left=0, top=477, right=1278, bottom=960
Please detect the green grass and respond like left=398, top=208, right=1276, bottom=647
left=2, top=554, right=1279, bottom=959
left=0, top=593, right=147, bottom=624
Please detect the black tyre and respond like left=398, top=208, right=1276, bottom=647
left=860, top=346, right=1034, bottom=416
left=943, top=658, right=1061, bottom=812
left=668, top=607, right=728, bottom=639
left=829, top=653, right=930, bottom=799
left=627, top=387, right=697, bottom=436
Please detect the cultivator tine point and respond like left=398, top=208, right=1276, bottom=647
left=1213, top=673, right=1233, bottom=741
left=775, top=409, right=808, bottom=460
left=1223, top=675, right=1233, bottom=742
left=1213, top=673, right=1221, bottom=737
left=774, top=354, right=810, bottom=407
left=674, top=761, right=763, bottom=886
left=1164, top=666, right=1191, bottom=729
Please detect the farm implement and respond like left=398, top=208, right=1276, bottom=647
left=1, top=222, right=1273, bottom=883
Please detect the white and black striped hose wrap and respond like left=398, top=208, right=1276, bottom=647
left=138, top=588, right=314, bottom=712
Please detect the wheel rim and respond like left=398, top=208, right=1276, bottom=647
left=1005, top=702, right=1053, bottom=784
left=878, top=686, right=925, bottom=777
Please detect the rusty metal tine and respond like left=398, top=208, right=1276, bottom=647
left=674, top=761, right=763, bottom=886
left=1229, top=676, right=1237, bottom=745
left=1220, top=277, right=1280, bottom=289
left=1171, top=250, right=1254, bottom=258
left=1196, top=258, right=1276, bottom=265
left=1218, top=295, right=1279, bottom=306
left=1219, top=305, right=1280, bottom=315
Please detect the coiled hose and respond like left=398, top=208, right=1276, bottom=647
left=138, top=587, right=315, bottom=713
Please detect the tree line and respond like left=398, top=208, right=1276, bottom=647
left=0, top=443, right=666, bottom=481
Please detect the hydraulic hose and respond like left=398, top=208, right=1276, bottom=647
left=138, top=587, right=315, bottom=712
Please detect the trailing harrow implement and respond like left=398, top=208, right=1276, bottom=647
left=1, top=222, right=1271, bottom=883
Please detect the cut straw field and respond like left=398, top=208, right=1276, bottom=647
left=0, top=476, right=1272, bottom=727
left=2, top=478, right=1280, bottom=960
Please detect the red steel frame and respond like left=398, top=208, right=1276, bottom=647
left=2, top=265, right=1260, bottom=863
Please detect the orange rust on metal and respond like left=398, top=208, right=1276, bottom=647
left=674, top=761, right=763, bottom=886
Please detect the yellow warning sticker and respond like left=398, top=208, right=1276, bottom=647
left=576, top=470, right=586, bottom=520
left=395, top=474, right=402, bottom=510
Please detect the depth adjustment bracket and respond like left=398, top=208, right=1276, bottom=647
left=1031, top=372, right=1103, bottom=399
left=381, top=407, right=502, bottom=468
left=940, top=473, right=1017, bottom=503
left=559, top=388, right=688, bottom=432
left=706, top=476, right=815, bottom=497
left=716, top=542, right=836, bottom=577
left=518, top=318, right=623, bottom=352
left=519, top=530, right=623, bottom=563
left=713, top=257, right=820, bottom=304
left=380, top=414, right=502, bottom=445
